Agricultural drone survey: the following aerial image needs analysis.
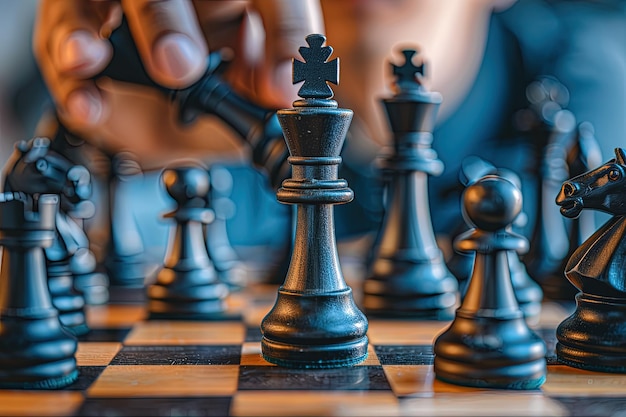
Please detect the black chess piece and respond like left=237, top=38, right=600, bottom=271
left=4, top=137, right=90, bottom=336
left=260, top=34, right=368, bottom=369
left=434, top=174, right=547, bottom=389
left=451, top=156, right=543, bottom=324
left=47, top=121, right=110, bottom=305
left=362, top=49, right=458, bottom=319
left=540, top=121, right=602, bottom=299
left=0, top=193, right=78, bottom=389
left=205, top=165, right=246, bottom=290
left=148, top=165, right=230, bottom=320
left=105, top=152, right=148, bottom=289
left=100, top=18, right=288, bottom=189
left=100, top=18, right=294, bottom=286
left=517, top=77, right=602, bottom=299
left=555, top=148, right=626, bottom=373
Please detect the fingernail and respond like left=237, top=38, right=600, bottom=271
left=66, top=89, right=103, bottom=125
left=153, top=33, right=204, bottom=81
left=59, top=31, right=108, bottom=71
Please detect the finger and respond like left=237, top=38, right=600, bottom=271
left=250, top=0, right=324, bottom=105
left=121, top=0, right=208, bottom=88
left=33, top=0, right=120, bottom=126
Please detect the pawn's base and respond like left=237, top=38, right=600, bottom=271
left=436, top=370, right=545, bottom=390
left=434, top=314, right=547, bottom=390
left=556, top=293, right=626, bottom=373
left=147, top=268, right=230, bottom=320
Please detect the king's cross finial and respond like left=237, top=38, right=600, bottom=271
left=391, top=49, right=425, bottom=92
left=293, top=34, right=338, bottom=99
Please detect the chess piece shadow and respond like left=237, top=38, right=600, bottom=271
left=555, top=147, right=626, bottom=373
left=147, top=165, right=230, bottom=320
left=0, top=193, right=78, bottom=389
left=434, top=175, right=547, bottom=389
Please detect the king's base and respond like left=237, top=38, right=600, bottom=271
left=556, top=293, right=626, bottom=373
left=261, top=336, right=368, bottom=369
left=434, top=315, right=547, bottom=389
left=261, top=288, right=369, bottom=369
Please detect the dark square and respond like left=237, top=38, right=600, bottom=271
left=111, top=345, right=242, bottom=365
left=78, top=327, right=132, bottom=343
left=245, top=326, right=262, bottom=343
left=550, top=396, right=626, bottom=417
left=65, top=366, right=106, bottom=391
left=238, top=365, right=391, bottom=391
left=77, top=396, right=232, bottom=417
left=374, top=345, right=434, bottom=365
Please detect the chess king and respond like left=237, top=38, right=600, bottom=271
left=260, top=34, right=369, bottom=369
left=555, top=147, right=626, bottom=373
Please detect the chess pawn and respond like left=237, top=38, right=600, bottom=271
left=434, top=175, right=547, bottom=389
left=105, top=152, right=147, bottom=288
left=147, top=166, right=229, bottom=319
left=0, top=193, right=78, bottom=389
left=453, top=157, right=543, bottom=324
left=261, top=34, right=368, bottom=368
left=363, top=49, right=458, bottom=319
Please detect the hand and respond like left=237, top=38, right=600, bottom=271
left=33, top=0, right=323, bottom=144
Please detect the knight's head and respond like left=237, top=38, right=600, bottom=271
left=557, top=148, right=626, bottom=218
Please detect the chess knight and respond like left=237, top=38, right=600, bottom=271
left=555, top=147, right=626, bottom=373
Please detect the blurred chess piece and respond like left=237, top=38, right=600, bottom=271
left=0, top=193, right=78, bottom=389
left=105, top=152, right=148, bottom=289
left=148, top=165, right=230, bottom=319
left=206, top=165, right=246, bottom=290
left=3, top=137, right=92, bottom=335
left=516, top=76, right=602, bottom=299
left=362, top=49, right=458, bottom=319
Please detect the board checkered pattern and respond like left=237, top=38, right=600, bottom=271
left=1, top=285, right=625, bottom=417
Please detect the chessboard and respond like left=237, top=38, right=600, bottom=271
left=1, top=283, right=624, bottom=417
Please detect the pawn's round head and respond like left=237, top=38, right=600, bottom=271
left=462, top=175, right=522, bottom=231
left=162, top=166, right=210, bottom=205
